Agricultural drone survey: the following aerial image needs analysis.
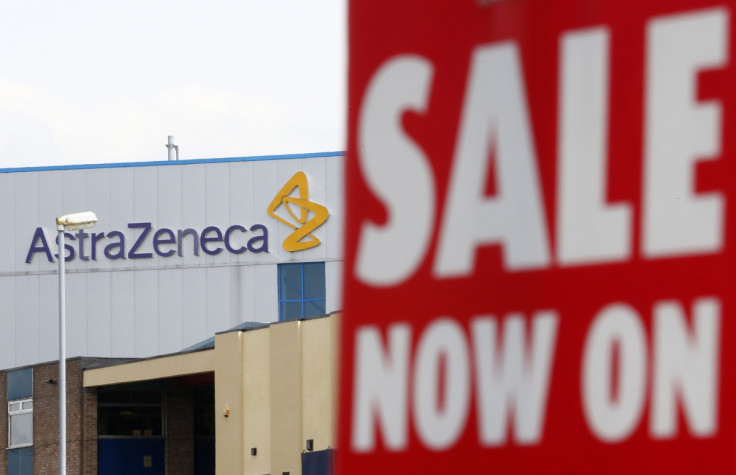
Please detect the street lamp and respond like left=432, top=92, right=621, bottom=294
left=56, top=211, right=97, bottom=475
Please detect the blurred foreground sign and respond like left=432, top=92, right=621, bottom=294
left=340, top=1, right=736, bottom=473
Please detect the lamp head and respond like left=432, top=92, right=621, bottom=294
left=57, top=211, right=97, bottom=231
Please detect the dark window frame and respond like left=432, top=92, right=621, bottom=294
left=97, top=388, right=164, bottom=438
left=278, top=262, right=326, bottom=321
left=7, top=368, right=33, bottom=452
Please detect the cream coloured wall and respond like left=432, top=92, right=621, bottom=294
left=86, top=313, right=339, bottom=475
left=269, top=321, right=304, bottom=474
left=218, top=314, right=339, bottom=475
left=83, top=350, right=215, bottom=387
left=214, top=331, right=245, bottom=474
left=301, top=315, right=337, bottom=452
left=242, top=327, right=271, bottom=475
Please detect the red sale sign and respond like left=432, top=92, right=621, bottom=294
left=339, top=0, right=736, bottom=473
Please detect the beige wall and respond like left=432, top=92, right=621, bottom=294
left=214, top=332, right=245, bottom=474
left=214, top=314, right=339, bottom=475
left=85, top=313, right=340, bottom=475
left=242, top=327, right=271, bottom=475
left=269, top=321, right=303, bottom=474
left=84, top=351, right=215, bottom=387
left=302, top=315, right=337, bottom=452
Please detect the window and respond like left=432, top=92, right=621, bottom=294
left=8, top=400, right=33, bottom=447
left=7, top=368, right=33, bottom=450
left=7, top=368, right=33, bottom=475
left=278, top=262, right=326, bottom=321
left=98, top=387, right=163, bottom=437
left=7, top=369, right=32, bottom=401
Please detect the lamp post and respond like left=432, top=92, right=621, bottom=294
left=56, top=211, right=97, bottom=475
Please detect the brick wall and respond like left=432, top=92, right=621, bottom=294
left=34, top=362, right=60, bottom=474
left=166, top=382, right=194, bottom=475
left=29, top=359, right=95, bottom=474
left=2, top=362, right=202, bottom=474
left=83, top=386, right=97, bottom=475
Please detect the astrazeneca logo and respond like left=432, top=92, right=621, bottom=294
left=24, top=170, right=330, bottom=263
left=267, top=171, right=329, bottom=252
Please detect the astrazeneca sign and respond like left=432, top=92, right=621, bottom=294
left=340, top=2, right=736, bottom=474
left=24, top=171, right=329, bottom=263
left=26, top=222, right=270, bottom=262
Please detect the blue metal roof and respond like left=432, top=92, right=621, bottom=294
left=0, top=150, right=345, bottom=174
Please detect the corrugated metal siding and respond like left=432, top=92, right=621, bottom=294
left=0, top=154, right=344, bottom=369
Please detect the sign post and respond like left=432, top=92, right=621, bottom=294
left=340, top=1, right=736, bottom=472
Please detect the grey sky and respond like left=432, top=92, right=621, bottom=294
left=0, top=0, right=346, bottom=167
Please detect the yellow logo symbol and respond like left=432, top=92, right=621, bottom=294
left=268, top=171, right=329, bottom=252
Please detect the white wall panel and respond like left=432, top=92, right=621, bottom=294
left=15, top=275, right=39, bottom=367
left=229, top=265, right=254, bottom=326
left=65, top=272, right=87, bottom=357
left=229, top=162, right=255, bottom=265
left=251, top=161, right=279, bottom=264
left=37, top=171, right=62, bottom=272
left=110, top=271, right=135, bottom=356
left=157, top=165, right=182, bottom=269
left=158, top=269, right=183, bottom=354
left=39, top=170, right=63, bottom=226
left=39, top=273, right=59, bottom=363
left=205, top=163, right=231, bottom=266
left=325, top=156, right=344, bottom=261
left=87, top=272, right=112, bottom=357
left=62, top=170, right=87, bottom=209
left=109, top=168, right=136, bottom=271
left=326, top=260, right=343, bottom=314
left=86, top=169, right=112, bottom=270
left=182, top=268, right=207, bottom=347
left=134, top=167, right=159, bottom=269
left=253, top=264, right=278, bottom=322
left=206, top=266, right=230, bottom=335
left=134, top=270, right=158, bottom=357
left=0, top=175, right=16, bottom=272
left=181, top=165, right=206, bottom=268
left=15, top=173, right=40, bottom=273
left=0, top=277, right=16, bottom=368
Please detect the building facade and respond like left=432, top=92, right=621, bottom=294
left=84, top=313, right=339, bottom=475
left=0, top=151, right=344, bottom=369
left=0, top=152, right=345, bottom=474
left=0, top=358, right=133, bottom=474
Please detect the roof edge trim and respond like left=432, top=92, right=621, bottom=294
left=0, top=150, right=345, bottom=174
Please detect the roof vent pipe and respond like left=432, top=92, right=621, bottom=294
left=166, top=135, right=179, bottom=160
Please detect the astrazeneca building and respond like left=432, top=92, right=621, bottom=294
left=0, top=151, right=344, bottom=475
